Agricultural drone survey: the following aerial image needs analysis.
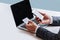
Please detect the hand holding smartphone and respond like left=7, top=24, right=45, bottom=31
left=33, top=10, right=43, bottom=20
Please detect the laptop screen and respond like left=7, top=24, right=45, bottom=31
left=11, top=0, right=33, bottom=26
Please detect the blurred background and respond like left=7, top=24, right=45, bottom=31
left=0, top=0, right=60, bottom=11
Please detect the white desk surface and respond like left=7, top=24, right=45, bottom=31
left=0, top=3, right=60, bottom=40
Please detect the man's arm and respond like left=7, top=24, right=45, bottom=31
left=36, top=27, right=60, bottom=40
left=49, top=17, right=60, bottom=26
left=25, top=12, right=60, bottom=40
left=36, top=16, right=60, bottom=40
left=25, top=20, right=60, bottom=40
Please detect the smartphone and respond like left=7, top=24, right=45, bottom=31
left=33, top=10, right=43, bottom=20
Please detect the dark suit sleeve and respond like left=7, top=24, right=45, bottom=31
left=36, top=27, right=60, bottom=40
left=49, top=16, right=60, bottom=26
left=36, top=17, right=60, bottom=40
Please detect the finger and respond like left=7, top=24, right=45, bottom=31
left=38, top=11, right=50, bottom=19
left=35, top=16, right=37, bottom=18
left=35, top=16, right=39, bottom=20
left=38, top=21, right=41, bottom=23
left=41, top=21, right=46, bottom=24
left=38, top=11, right=46, bottom=16
left=28, top=21, right=33, bottom=24
left=25, top=24, right=29, bottom=27
left=41, top=20, right=49, bottom=24
left=25, top=24, right=31, bottom=29
left=35, top=16, right=41, bottom=21
left=36, top=18, right=41, bottom=22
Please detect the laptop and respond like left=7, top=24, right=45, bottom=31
left=11, top=0, right=38, bottom=30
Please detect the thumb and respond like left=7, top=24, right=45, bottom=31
left=38, top=11, right=46, bottom=16
left=28, top=21, right=33, bottom=24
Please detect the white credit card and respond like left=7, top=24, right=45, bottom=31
left=33, top=10, right=43, bottom=20
left=22, top=17, right=30, bottom=24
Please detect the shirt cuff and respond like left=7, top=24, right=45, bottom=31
left=35, top=24, right=40, bottom=33
left=50, top=16, right=53, bottom=24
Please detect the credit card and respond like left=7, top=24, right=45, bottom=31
left=22, top=17, right=30, bottom=24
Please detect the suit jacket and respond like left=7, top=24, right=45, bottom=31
left=36, top=17, right=60, bottom=40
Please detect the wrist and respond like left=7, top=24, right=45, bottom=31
left=35, top=25, right=40, bottom=33
left=31, top=25, right=40, bottom=34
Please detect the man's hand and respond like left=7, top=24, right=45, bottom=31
left=36, top=12, right=51, bottom=24
left=25, top=21, right=37, bottom=33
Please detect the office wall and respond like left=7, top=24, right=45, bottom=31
left=0, top=0, right=60, bottom=11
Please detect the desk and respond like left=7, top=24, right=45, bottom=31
left=0, top=3, right=60, bottom=40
